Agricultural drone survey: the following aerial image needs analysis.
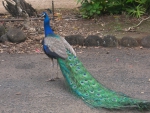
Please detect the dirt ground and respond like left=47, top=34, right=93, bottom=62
left=0, top=48, right=150, bottom=113
left=0, top=8, right=150, bottom=54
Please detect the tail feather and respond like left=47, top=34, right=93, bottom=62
left=57, top=50, right=150, bottom=110
left=138, top=102, right=150, bottom=110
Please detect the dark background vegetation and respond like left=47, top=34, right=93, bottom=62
left=77, top=0, right=150, bottom=18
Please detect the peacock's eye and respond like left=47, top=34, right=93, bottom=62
left=42, top=12, right=45, bottom=17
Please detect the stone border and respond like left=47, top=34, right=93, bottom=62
left=65, top=34, right=150, bottom=48
left=0, top=25, right=149, bottom=48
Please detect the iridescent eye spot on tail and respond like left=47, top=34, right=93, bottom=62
left=75, top=61, right=80, bottom=65
left=67, top=50, right=71, bottom=54
left=79, top=87, right=83, bottom=92
left=83, top=73, right=87, bottom=77
left=92, top=83, right=96, bottom=87
left=70, top=81, right=73, bottom=85
left=96, top=93, right=101, bottom=97
left=80, top=81, right=84, bottom=85
left=72, top=85, right=77, bottom=89
left=85, top=93, right=89, bottom=96
left=77, top=66, right=80, bottom=70
left=90, top=90, right=94, bottom=93
left=69, top=63, right=73, bottom=67
left=68, top=56, right=72, bottom=60
left=97, top=88, right=102, bottom=92
left=84, top=79, right=88, bottom=83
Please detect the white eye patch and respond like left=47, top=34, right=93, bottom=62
left=42, top=13, right=45, bottom=17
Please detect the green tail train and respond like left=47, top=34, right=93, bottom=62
left=57, top=50, right=150, bottom=110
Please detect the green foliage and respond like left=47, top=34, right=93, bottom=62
left=126, top=5, right=146, bottom=18
left=106, top=0, right=126, bottom=14
left=77, top=0, right=150, bottom=18
left=78, top=0, right=103, bottom=18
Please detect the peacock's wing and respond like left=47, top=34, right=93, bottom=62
left=44, top=37, right=68, bottom=59
left=44, top=35, right=76, bottom=59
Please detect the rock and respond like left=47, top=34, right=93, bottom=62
left=0, top=34, right=8, bottom=43
left=7, top=28, right=26, bottom=43
left=65, top=35, right=84, bottom=46
left=141, top=36, right=150, bottom=48
left=0, top=25, right=5, bottom=37
left=120, top=36, right=138, bottom=47
left=103, top=35, right=118, bottom=47
left=84, top=35, right=103, bottom=47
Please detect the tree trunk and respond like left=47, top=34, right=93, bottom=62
left=2, top=0, right=37, bottom=17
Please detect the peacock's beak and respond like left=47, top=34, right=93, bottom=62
left=39, top=12, right=45, bottom=17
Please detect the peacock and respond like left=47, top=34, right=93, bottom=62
left=41, top=12, right=150, bottom=110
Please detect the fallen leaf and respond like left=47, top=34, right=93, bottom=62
left=82, top=46, right=86, bottom=49
left=16, top=92, right=21, bottom=95
left=77, top=51, right=83, bottom=54
left=140, top=46, right=143, bottom=49
left=35, top=49, right=41, bottom=53
left=116, top=59, right=119, bottom=62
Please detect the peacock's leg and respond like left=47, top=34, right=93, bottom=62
left=47, top=58, right=55, bottom=81
left=47, top=58, right=59, bottom=81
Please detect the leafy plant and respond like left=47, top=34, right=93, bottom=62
left=80, top=1, right=102, bottom=18
left=76, top=0, right=150, bottom=18
left=126, top=5, right=146, bottom=18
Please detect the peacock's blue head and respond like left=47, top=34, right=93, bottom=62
left=41, top=12, right=54, bottom=36
left=41, top=12, right=50, bottom=24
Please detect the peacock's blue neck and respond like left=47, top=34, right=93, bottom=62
left=44, top=23, right=54, bottom=37
left=44, top=15, right=54, bottom=37
left=44, top=15, right=60, bottom=39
